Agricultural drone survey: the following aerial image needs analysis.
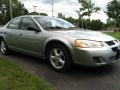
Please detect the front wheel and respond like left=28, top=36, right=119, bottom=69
left=0, top=39, right=9, bottom=55
left=46, top=43, right=72, bottom=72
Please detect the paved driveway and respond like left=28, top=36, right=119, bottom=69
left=0, top=53, right=120, bottom=90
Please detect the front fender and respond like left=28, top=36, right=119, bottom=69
left=42, top=36, right=75, bottom=60
left=0, top=32, right=6, bottom=42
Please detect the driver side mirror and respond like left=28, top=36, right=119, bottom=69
left=27, top=26, right=40, bottom=32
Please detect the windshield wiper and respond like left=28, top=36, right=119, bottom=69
left=64, top=27, right=79, bottom=30
left=45, top=26, right=65, bottom=29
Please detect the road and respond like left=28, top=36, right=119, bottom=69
left=0, top=53, right=120, bottom=90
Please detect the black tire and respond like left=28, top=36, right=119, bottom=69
left=46, top=43, right=72, bottom=72
left=0, top=39, right=9, bottom=55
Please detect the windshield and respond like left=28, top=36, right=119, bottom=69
left=35, top=17, right=76, bottom=30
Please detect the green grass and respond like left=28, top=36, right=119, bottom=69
left=0, top=57, right=54, bottom=90
left=106, top=32, right=120, bottom=40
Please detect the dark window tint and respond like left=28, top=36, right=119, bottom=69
left=7, top=18, right=21, bottom=29
left=20, top=17, right=38, bottom=30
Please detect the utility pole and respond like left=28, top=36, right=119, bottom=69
left=9, top=0, right=13, bottom=19
left=51, top=0, right=53, bottom=17
left=88, top=0, right=91, bottom=30
left=114, top=1, right=117, bottom=31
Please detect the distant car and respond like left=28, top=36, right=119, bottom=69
left=0, top=15, right=120, bottom=72
left=114, top=28, right=120, bottom=32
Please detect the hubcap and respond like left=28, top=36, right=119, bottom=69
left=0, top=41, right=7, bottom=54
left=50, top=48, right=65, bottom=69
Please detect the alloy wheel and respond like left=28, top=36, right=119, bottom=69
left=50, top=48, right=65, bottom=69
left=0, top=41, right=7, bottom=55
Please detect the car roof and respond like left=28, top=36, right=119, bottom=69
left=17, top=15, right=53, bottom=18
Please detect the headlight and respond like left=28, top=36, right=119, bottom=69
left=116, top=39, right=120, bottom=44
left=75, top=40, right=104, bottom=48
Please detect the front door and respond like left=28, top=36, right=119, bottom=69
left=18, top=17, right=43, bottom=56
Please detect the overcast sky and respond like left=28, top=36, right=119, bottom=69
left=20, top=0, right=112, bottom=23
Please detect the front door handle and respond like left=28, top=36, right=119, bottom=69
left=19, top=34, right=23, bottom=35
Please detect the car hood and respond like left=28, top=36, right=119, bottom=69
left=52, top=30, right=115, bottom=41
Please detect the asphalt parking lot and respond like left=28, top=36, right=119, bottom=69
left=0, top=53, right=120, bottom=90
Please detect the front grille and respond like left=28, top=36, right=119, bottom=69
left=109, top=56, right=117, bottom=62
left=93, top=57, right=101, bottom=63
left=112, top=47, right=118, bottom=52
left=105, top=41, right=115, bottom=46
left=111, top=47, right=120, bottom=59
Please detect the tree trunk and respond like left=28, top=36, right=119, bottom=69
left=88, top=15, right=91, bottom=30
left=82, top=19, right=83, bottom=29
left=114, top=19, right=117, bottom=32
left=86, top=20, right=88, bottom=29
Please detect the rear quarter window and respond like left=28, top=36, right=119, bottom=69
left=7, top=18, right=21, bottom=29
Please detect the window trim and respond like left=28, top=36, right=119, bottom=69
left=19, top=17, right=40, bottom=31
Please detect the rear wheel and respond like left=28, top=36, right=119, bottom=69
left=46, top=43, right=72, bottom=72
left=0, top=39, right=9, bottom=55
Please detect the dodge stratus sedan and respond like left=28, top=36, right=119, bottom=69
left=0, top=15, right=120, bottom=72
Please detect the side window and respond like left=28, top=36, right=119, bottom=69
left=7, top=18, right=21, bottom=29
left=20, top=17, right=38, bottom=30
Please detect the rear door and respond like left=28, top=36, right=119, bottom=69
left=5, top=17, right=22, bottom=49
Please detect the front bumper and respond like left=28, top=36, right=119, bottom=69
left=72, top=45, right=120, bottom=66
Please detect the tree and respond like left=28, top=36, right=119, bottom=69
left=39, top=13, right=48, bottom=16
left=57, top=13, right=65, bottom=19
left=29, top=12, right=48, bottom=16
left=29, top=12, right=40, bottom=15
left=106, top=0, right=120, bottom=30
left=90, top=20, right=103, bottom=30
left=76, top=8, right=85, bottom=28
left=12, top=2, right=28, bottom=17
left=77, top=0, right=100, bottom=29
left=63, top=16, right=104, bottom=30
left=106, top=18, right=115, bottom=28
left=64, top=17, right=84, bottom=27
left=0, top=0, right=28, bottom=25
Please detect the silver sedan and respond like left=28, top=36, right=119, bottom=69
left=0, top=15, right=120, bottom=72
